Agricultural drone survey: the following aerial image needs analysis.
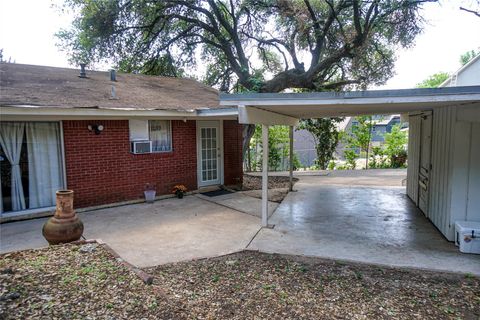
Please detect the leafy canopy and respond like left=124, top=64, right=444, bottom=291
left=416, top=72, right=448, bottom=88
left=460, top=49, right=479, bottom=66
left=57, top=0, right=434, bottom=93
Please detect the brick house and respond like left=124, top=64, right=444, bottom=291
left=0, top=63, right=242, bottom=221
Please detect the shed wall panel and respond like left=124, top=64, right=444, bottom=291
left=407, top=115, right=421, bottom=204
left=467, top=123, right=480, bottom=221
left=429, top=106, right=456, bottom=241
left=450, top=122, right=471, bottom=223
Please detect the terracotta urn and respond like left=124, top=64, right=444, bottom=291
left=42, top=190, right=84, bottom=245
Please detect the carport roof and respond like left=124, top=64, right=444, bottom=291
left=220, top=86, right=480, bottom=124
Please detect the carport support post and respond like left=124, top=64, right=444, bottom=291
left=262, top=124, right=269, bottom=227
left=289, top=126, right=294, bottom=192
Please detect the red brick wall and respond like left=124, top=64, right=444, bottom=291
left=223, top=120, right=243, bottom=186
left=63, top=120, right=197, bottom=208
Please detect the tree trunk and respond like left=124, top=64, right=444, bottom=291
left=242, top=124, right=256, bottom=166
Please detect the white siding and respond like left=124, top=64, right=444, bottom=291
left=407, top=115, right=421, bottom=205
left=406, top=104, right=480, bottom=242
left=467, top=123, right=480, bottom=221
left=456, top=58, right=480, bottom=86
left=450, top=104, right=480, bottom=226
left=429, top=106, right=456, bottom=240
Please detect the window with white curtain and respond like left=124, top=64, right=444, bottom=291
left=149, top=120, right=172, bottom=152
left=0, top=122, right=64, bottom=214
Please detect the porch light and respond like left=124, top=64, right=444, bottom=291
left=88, top=124, right=104, bottom=135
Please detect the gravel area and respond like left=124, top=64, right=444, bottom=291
left=2, top=246, right=479, bottom=319
left=243, top=174, right=298, bottom=190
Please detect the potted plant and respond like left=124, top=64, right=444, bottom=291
left=144, top=183, right=156, bottom=203
left=172, top=184, right=187, bottom=199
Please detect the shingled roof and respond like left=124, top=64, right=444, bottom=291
left=0, top=63, right=219, bottom=111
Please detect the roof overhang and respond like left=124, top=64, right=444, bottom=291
left=0, top=105, right=238, bottom=121
left=220, top=86, right=480, bottom=125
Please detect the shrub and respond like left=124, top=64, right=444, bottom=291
left=344, top=149, right=358, bottom=170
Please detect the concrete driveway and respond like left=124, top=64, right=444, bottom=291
left=1, top=195, right=261, bottom=267
left=249, top=172, right=480, bottom=275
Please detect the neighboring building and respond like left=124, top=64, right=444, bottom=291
left=292, top=129, right=317, bottom=168
left=334, top=115, right=403, bottom=160
left=440, top=53, right=480, bottom=87
left=0, top=63, right=242, bottom=221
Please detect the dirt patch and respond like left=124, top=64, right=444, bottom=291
left=2, top=247, right=478, bottom=319
left=243, top=174, right=299, bottom=190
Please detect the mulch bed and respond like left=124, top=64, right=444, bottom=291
left=1, top=245, right=479, bottom=319
left=0, top=244, right=177, bottom=319
left=242, top=174, right=299, bottom=190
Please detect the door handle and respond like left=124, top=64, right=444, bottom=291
left=419, top=180, right=428, bottom=191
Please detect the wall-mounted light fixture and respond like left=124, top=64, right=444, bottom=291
left=88, top=124, right=104, bottom=135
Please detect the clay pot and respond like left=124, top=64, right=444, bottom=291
left=42, top=190, right=84, bottom=245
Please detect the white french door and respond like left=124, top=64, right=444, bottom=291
left=197, top=121, right=223, bottom=187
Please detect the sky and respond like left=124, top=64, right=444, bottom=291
left=0, top=0, right=479, bottom=90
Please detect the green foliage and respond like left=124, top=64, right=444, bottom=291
left=327, top=160, right=336, bottom=171
left=460, top=49, right=478, bottom=66
left=348, top=116, right=374, bottom=152
left=416, top=72, right=449, bottom=88
left=344, top=150, right=358, bottom=170
left=297, top=118, right=343, bottom=170
left=384, top=125, right=407, bottom=158
left=251, top=125, right=289, bottom=171
left=117, top=54, right=184, bottom=77
left=368, top=125, right=408, bottom=169
left=344, top=116, right=374, bottom=169
left=292, top=152, right=302, bottom=171
left=368, top=146, right=389, bottom=169
left=384, top=125, right=408, bottom=168
left=57, top=0, right=431, bottom=92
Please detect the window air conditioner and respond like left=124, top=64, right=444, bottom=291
left=131, top=141, right=152, bottom=154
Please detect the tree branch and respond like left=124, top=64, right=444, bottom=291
left=460, top=6, right=480, bottom=17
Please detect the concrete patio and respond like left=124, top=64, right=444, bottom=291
left=0, top=195, right=261, bottom=267
left=249, top=174, right=480, bottom=275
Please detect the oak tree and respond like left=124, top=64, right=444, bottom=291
left=57, top=0, right=435, bottom=154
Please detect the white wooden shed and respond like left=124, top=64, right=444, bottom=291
left=220, top=86, right=480, bottom=241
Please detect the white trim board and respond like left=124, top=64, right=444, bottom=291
left=0, top=106, right=238, bottom=121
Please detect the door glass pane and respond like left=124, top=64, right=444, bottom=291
left=200, top=125, right=219, bottom=183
